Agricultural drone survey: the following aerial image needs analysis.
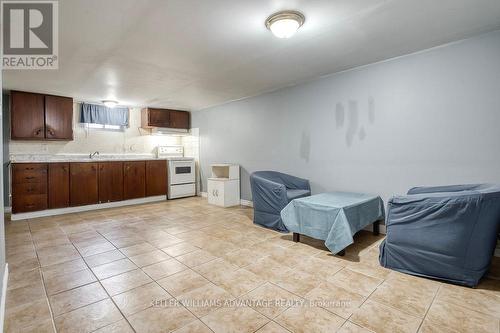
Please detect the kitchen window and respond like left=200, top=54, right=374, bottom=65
left=80, top=103, right=129, bottom=131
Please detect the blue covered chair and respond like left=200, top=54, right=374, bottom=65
left=379, top=184, right=500, bottom=287
left=250, top=171, right=311, bottom=232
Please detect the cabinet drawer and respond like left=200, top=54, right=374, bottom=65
left=12, top=170, right=47, bottom=184
left=12, top=163, right=47, bottom=184
left=12, top=163, right=47, bottom=172
left=12, top=182, right=47, bottom=195
left=12, top=194, right=47, bottom=213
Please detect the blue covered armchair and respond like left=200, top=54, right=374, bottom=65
left=250, top=171, right=311, bottom=232
left=379, top=184, right=500, bottom=287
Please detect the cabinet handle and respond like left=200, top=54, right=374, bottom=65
left=34, top=128, right=42, bottom=136
left=46, top=128, right=55, bottom=137
left=25, top=176, right=35, bottom=180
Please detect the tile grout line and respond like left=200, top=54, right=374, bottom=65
left=27, top=219, right=59, bottom=333
left=96, top=228, right=212, bottom=333
left=10, top=199, right=483, bottom=333
left=416, top=285, right=441, bottom=332
left=70, top=230, right=138, bottom=333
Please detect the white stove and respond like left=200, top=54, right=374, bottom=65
left=157, top=146, right=196, bottom=199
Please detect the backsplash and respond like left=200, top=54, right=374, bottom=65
left=9, top=104, right=181, bottom=156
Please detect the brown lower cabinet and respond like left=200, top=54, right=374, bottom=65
left=146, top=160, right=167, bottom=196
left=98, top=162, right=124, bottom=203
left=70, top=163, right=98, bottom=207
left=12, top=159, right=165, bottom=213
left=12, top=163, right=48, bottom=213
left=48, top=163, right=70, bottom=209
left=124, top=161, right=146, bottom=200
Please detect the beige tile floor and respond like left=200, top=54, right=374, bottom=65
left=4, top=197, right=500, bottom=333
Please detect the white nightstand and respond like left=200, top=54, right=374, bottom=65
left=207, top=164, right=240, bottom=207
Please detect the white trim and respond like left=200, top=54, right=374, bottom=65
left=200, top=192, right=251, bottom=207
left=3, top=207, right=11, bottom=214
left=0, top=264, right=8, bottom=333
left=10, top=196, right=166, bottom=221
left=240, top=199, right=253, bottom=207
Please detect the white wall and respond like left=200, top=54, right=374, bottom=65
left=9, top=104, right=181, bottom=156
left=193, top=30, right=500, bottom=203
left=0, top=52, right=6, bottom=319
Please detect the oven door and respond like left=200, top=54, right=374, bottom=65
left=168, top=160, right=195, bottom=185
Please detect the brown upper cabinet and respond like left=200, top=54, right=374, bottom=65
left=141, top=108, right=190, bottom=129
left=11, top=91, right=45, bottom=140
left=11, top=91, right=73, bottom=141
left=169, top=110, right=190, bottom=129
left=45, top=95, right=73, bottom=140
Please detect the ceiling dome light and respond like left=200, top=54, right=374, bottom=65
left=265, top=10, right=305, bottom=38
left=102, top=100, right=118, bottom=108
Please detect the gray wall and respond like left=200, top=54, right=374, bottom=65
left=193, top=30, right=500, bottom=203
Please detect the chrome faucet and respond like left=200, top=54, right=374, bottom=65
left=89, top=151, right=100, bottom=159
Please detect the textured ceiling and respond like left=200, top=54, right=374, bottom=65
left=4, top=0, right=500, bottom=110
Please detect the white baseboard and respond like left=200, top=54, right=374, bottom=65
left=199, top=192, right=252, bottom=207
left=200, top=194, right=385, bottom=233
left=0, top=263, right=9, bottom=333
left=239, top=199, right=253, bottom=207
left=10, top=196, right=166, bottom=221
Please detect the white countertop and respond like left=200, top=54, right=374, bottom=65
left=10, top=153, right=164, bottom=163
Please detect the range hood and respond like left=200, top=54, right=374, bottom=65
left=151, top=127, right=190, bottom=136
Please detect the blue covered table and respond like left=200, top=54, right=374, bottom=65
left=281, top=192, right=385, bottom=255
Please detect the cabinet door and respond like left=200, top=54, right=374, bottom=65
left=48, top=163, right=70, bottom=209
left=123, top=161, right=146, bottom=200
left=148, top=108, right=170, bottom=127
left=146, top=160, right=167, bottom=196
left=207, top=180, right=224, bottom=206
left=98, top=162, right=124, bottom=203
left=169, top=111, right=190, bottom=129
left=11, top=91, right=45, bottom=140
left=70, top=163, right=98, bottom=206
left=45, top=95, right=73, bottom=140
